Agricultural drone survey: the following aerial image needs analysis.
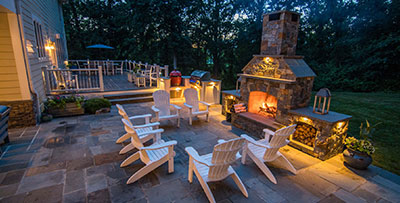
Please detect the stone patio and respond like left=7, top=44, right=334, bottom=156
left=0, top=102, right=399, bottom=203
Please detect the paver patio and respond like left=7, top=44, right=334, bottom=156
left=0, top=102, right=399, bottom=203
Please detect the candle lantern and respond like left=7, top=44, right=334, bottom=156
left=313, top=88, right=331, bottom=115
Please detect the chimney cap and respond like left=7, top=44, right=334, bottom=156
left=262, top=10, right=301, bottom=17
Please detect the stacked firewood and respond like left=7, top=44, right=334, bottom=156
left=292, top=123, right=317, bottom=147
left=233, top=103, right=246, bottom=113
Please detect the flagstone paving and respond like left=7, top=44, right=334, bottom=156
left=0, top=102, right=399, bottom=203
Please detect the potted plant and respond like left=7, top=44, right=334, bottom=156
left=343, top=120, right=380, bottom=169
left=45, top=95, right=85, bottom=117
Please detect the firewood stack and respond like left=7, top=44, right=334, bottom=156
left=292, top=123, right=317, bottom=147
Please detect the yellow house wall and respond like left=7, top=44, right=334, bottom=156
left=0, top=12, right=23, bottom=101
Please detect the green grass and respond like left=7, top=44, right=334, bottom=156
left=326, top=92, right=400, bottom=175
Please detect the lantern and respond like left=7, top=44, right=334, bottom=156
left=313, top=88, right=331, bottom=115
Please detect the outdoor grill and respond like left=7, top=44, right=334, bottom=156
left=190, top=70, right=211, bottom=86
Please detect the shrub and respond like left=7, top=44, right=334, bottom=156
left=83, top=98, right=111, bottom=114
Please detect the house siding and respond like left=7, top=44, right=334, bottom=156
left=0, top=12, right=22, bottom=101
left=19, top=0, right=68, bottom=103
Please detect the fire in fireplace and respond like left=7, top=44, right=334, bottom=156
left=248, top=91, right=277, bottom=118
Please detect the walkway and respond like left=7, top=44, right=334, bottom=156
left=103, top=74, right=154, bottom=91
left=0, top=103, right=399, bottom=202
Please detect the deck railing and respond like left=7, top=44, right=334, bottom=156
left=42, top=59, right=169, bottom=94
left=42, top=67, right=104, bottom=94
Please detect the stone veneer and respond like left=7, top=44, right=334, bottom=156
left=261, top=11, right=300, bottom=55
left=0, top=100, right=37, bottom=128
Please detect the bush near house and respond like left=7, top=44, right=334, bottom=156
left=83, top=98, right=111, bottom=114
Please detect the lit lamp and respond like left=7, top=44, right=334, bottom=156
left=313, top=88, right=331, bottom=115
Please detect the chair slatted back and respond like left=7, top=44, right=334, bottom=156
left=263, top=125, right=297, bottom=161
left=184, top=88, right=199, bottom=112
left=121, top=119, right=143, bottom=149
left=208, top=138, right=245, bottom=180
left=116, top=104, right=131, bottom=122
left=153, top=90, right=171, bottom=117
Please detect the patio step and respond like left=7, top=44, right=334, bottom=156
left=108, top=96, right=153, bottom=105
left=104, top=92, right=153, bottom=100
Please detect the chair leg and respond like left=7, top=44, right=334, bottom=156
left=168, top=155, right=174, bottom=173
left=206, top=113, right=209, bottom=122
left=119, top=144, right=135, bottom=155
left=231, top=172, right=248, bottom=198
left=116, top=133, right=130, bottom=144
left=249, top=151, right=277, bottom=184
left=120, top=152, right=140, bottom=167
left=189, top=116, right=192, bottom=125
left=126, top=158, right=165, bottom=184
left=194, top=168, right=216, bottom=203
left=177, top=117, right=180, bottom=128
left=188, top=157, right=194, bottom=183
left=277, top=155, right=297, bottom=174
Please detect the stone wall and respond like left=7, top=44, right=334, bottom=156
left=287, top=114, right=350, bottom=160
left=0, top=100, right=37, bottom=128
left=261, top=11, right=300, bottom=55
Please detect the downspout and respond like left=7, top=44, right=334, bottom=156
left=14, top=0, right=40, bottom=123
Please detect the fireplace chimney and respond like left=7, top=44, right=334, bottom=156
left=260, top=10, right=300, bottom=56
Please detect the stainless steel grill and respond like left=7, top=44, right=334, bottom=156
left=190, top=70, right=211, bottom=86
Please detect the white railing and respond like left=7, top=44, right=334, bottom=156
left=42, top=59, right=169, bottom=94
left=42, top=66, right=104, bottom=94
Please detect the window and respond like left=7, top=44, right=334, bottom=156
left=33, top=21, right=45, bottom=58
left=291, top=14, right=299, bottom=22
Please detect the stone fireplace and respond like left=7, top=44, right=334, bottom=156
left=222, top=10, right=352, bottom=160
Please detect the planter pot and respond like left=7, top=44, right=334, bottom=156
left=343, top=148, right=372, bottom=170
left=48, top=102, right=84, bottom=118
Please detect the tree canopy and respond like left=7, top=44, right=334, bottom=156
left=63, top=0, right=400, bottom=91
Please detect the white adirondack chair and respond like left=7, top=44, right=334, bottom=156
left=120, top=119, right=177, bottom=184
left=183, top=88, right=210, bottom=125
left=152, top=90, right=181, bottom=127
left=241, top=124, right=297, bottom=184
left=116, top=104, right=160, bottom=145
left=185, top=138, right=248, bottom=203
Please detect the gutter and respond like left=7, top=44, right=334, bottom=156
left=14, top=0, right=40, bottom=123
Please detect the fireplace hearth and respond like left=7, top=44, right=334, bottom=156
left=222, top=10, right=352, bottom=160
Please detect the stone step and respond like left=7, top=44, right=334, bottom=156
left=103, top=92, right=153, bottom=100
left=109, top=96, right=153, bottom=105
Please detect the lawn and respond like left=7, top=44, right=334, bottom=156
left=327, top=92, right=400, bottom=175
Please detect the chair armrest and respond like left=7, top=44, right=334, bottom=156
left=184, top=103, right=193, bottom=109
left=217, top=139, right=226, bottom=144
left=170, top=104, right=182, bottom=110
left=263, top=128, right=275, bottom=141
left=132, top=122, right=160, bottom=129
left=241, top=134, right=269, bottom=149
left=137, top=128, right=164, bottom=136
left=141, top=140, right=177, bottom=150
left=185, top=147, right=212, bottom=167
left=151, top=106, right=160, bottom=112
left=199, top=101, right=211, bottom=106
left=128, top=114, right=152, bottom=120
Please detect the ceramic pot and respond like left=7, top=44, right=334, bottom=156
left=343, top=148, right=372, bottom=170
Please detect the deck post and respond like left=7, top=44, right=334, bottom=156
left=98, top=66, right=104, bottom=91
left=42, top=67, right=51, bottom=94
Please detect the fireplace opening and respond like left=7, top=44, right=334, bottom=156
left=291, top=121, right=318, bottom=149
left=248, top=91, right=277, bottom=118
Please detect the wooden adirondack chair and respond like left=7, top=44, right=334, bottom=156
left=185, top=138, right=248, bottom=203
left=116, top=104, right=160, bottom=145
left=183, top=88, right=210, bottom=125
left=241, top=124, right=297, bottom=184
left=120, top=119, right=177, bottom=184
left=152, top=90, right=181, bottom=127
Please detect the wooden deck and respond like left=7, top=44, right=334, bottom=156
left=103, top=73, right=139, bottom=91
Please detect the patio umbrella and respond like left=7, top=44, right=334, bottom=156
left=86, top=44, right=114, bottom=49
left=86, top=44, right=114, bottom=59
